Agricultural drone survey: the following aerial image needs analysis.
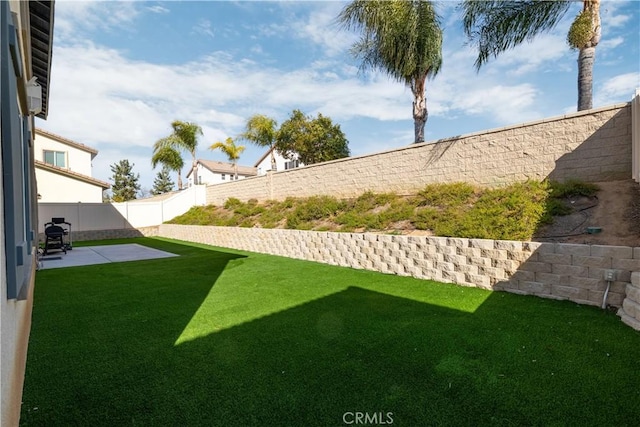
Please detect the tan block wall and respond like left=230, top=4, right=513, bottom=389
left=206, top=103, right=632, bottom=205
left=154, top=224, right=638, bottom=310
left=618, top=272, right=640, bottom=331
left=38, top=227, right=159, bottom=244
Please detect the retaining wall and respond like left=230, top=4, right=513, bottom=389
left=619, top=272, right=640, bottom=330
left=154, top=224, right=640, bottom=311
left=206, top=103, right=632, bottom=205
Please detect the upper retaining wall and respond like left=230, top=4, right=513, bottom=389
left=206, top=103, right=632, bottom=205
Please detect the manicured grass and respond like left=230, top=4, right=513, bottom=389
left=22, top=238, right=639, bottom=426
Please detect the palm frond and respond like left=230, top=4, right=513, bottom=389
left=151, top=146, right=184, bottom=171
left=239, top=115, right=278, bottom=148
left=210, top=137, right=245, bottom=162
left=170, top=120, right=203, bottom=155
left=339, top=0, right=442, bottom=87
left=462, top=0, right=571, bottom=70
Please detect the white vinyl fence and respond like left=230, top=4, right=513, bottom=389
left=38, top=185, right=206, bottom=233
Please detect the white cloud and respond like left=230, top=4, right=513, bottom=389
left=290, top=2, right=356, bottom=57
left=192, top=20, right=215, bottom=38
left=487, top=33, right=573, bottom=76
left=600, top=2, right=632, bottom=28
left=147, top=5, right=169, bottom=15
left=600, top=36, right=625, bottom=50
left=595, top=72, right=640, bottom=105
left=54, top=1, right=141, bottom=42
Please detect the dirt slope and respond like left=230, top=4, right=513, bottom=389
left=534, top=180, right=640, bottom=247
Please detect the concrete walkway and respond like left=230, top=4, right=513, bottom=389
left=39, top=243, right=178, bottom=269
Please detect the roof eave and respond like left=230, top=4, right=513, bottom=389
left=29, top=1, right=55, bottom=120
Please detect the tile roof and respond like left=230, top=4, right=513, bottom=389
left=187, top=159, right=257, bottom=177
left=35, top=128, right=99, bottom=157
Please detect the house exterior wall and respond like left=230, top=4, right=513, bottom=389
left=255, top=149, right=302, bottom=175
left=36, top=168, right=104, bottom=203
left=207, top=103, right=632, bottom=205
left=1, top=1, right=46, bottom=425
left=34, top=132, right=93, bottom=176
left=33, top=131, right=107, bottom=202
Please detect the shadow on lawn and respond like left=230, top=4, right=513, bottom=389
left=21, top=240, right=639, bottom=426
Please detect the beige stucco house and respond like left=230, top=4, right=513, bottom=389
left=254, top=147, right=303, bottom=176
left=34, top=129, right=110, bottom=202
left=186, top=159, right=257, bottom=186
left=1, top=1, right=55, bottom=425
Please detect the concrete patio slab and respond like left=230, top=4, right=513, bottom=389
left=39, top=243, right=178, bottom=270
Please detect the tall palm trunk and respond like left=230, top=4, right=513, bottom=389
left=577, top=0, right=601, bottom=111
left=412, top=76, right=428, bottom=143
left=191, top=156, right=198, bottom=186
left=270, top=149, right=277, bottom=172
left=177, top=169, right=183, bottom=190
left=577, top=47, right=595, bottom=110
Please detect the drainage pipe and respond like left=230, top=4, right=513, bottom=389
left=602, top=280, right=611, bottom=309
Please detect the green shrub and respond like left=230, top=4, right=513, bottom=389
left=542, top=198, right=573, bottom=223
left=457, top=181, right=548, bottom=240
left=416, top=182, right=476, bottom=207
left=169, top=179, right=598, bottom=241
left=287, top=196, right=342, bottom=224
left=549, top=180, right=599, bottom=198
left=223, top=198, right=243, bottom=210
left=351, top=191, right=398, bottom=212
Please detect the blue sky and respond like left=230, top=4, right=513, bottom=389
left=37, top=0, right=640, bottom=193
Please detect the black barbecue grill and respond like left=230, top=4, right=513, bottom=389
left=43, top=217, right=72, bottom=255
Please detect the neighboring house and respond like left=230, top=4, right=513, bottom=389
left=1, top=1, right=55, bottom=426
left=186, top=159, right=257, bottom=186
left=34, top=129, right=110, bottom=202
left=254, top=147, right=303, bottom=176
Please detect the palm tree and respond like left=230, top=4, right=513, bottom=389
left=154, top=120, right=203, bottom=186
left=209, top=137, right=246, bottom=180
left=239, top=114, right=279, bottom=171
left=462, top=0, right=601, bottom=111
left=338, top=0, right=443, bottom=143
left=151, top=145, right=184, bottom=190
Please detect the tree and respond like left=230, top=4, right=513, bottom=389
left=153, top=120, right=202, bottom=188
left=151, top=145, right=184, bottom=190
left=151, top=166, right=175, bottom=195
left=338, top=0, right=443, bottom=143
left=462, top=0, right=601, bottom=111
left=209, top=137, right=246, bottom=180
left=239, top=114, right=279, bottom=171
left=109, top=159, right=140, bottom=202
left=276, top=109, right=350, bottom=165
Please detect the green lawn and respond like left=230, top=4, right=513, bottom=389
left=21, top=238, right=640, bottom=426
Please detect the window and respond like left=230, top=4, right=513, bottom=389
left=221, top=174, right=226, bottom=180
left=43, top=150, right=66, bottom=167
left=198, top=176, right=202, bottom=185
left=285, top=160, right=300, bottom=170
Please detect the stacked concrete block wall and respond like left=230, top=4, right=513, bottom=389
left=155, top=224, right=637, bottom=309
left=206, top=103, right=631, bottom=205
left=618, top=272, right=640, bottom=331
